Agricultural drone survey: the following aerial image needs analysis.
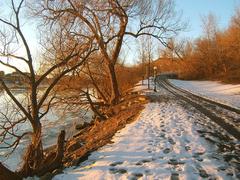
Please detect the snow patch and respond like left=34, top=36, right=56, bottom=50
left=170, top=79, right=240, bottom=108
left=54, top=86, right=235, bottom=179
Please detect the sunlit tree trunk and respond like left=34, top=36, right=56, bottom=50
left=108, top=63, right=120, bottom=104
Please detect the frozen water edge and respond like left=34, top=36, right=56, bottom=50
left=0, top=102, right=93, bottom=171
left=53, top=85, right=239, bottom=180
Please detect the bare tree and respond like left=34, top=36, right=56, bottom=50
left=0, top=0, right=94, bottom=177
left=197, top=14, right=221, bottom=76
left=138, top=39, right=148, bottom=85
left=36, top=0, right=185, bottom=104
left=54, top=57, right=110, bottom=120
left=201, top=13, right=219, bottom=41
left=160, top=38, right=186, bottom=60
left=138, top=36, right=154, bottom=89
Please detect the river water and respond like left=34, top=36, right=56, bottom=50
left=0, top=89, right=92, bottom=171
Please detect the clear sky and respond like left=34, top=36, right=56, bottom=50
left=175, top=0, right=240, bottom=39
left=0, top=0, right=240, bottom=72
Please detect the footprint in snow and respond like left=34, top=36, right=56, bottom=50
left=135, top=162, right=143, bottom=166
left=198, top=168, right=209, bottom=178
left=217, top=165, right=228, bottom=171
left=142, top=159, right=152, bottom=163
left=147, top=149, right=152, bottom=154
left=109, top=167, right=127, bottom=174
left=136, top=159, right=152, bottom=166
left=163, top=148, right=171, bottom=154
left=159, top=133, right=166, bottom=138
left=170, top=172, right=179, bottom=180
left=168, top=158, right=185, bottom=166
left=109, top=161, right=123, bottom=166
left=185, top=145, right=191, bottom=151
left=192, top=152, right=205, bottom=162
left=176, top=132, right=182, bottom=136
left=148, top=142, right=153, bottom=146
left=129, top=172, right=143, bottom=180
left=144, top=169, right=152, bottom=175
left=168, top=137, right=176, bottom=145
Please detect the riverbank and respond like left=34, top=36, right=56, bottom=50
left=52, top=80, right=240, bottom=180
left=39, top=88, right=148, bottom=179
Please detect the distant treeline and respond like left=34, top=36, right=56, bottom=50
left=155, top=9, right=240, bottom=83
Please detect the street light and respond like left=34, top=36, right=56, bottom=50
left=153, top=66, right=157, bottom=92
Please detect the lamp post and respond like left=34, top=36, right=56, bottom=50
left=153, top=66, right=157, bottom=92
left=147, top=61, right=150, bottom=90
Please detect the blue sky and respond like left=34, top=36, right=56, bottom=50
left=175, top=0, right=240, bottom=39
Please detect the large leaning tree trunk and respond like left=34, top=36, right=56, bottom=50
left=0, top=0, right=95, bottom=177
left=108, top=63, right=121, bottom=104
left=20, top=122, right=43, bottom=176
left=38, top=0, right=185, bottom=105
left=38, top=0, right=128, bottom=104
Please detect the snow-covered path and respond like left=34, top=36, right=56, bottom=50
left=54, top=88, right=239, bottom=180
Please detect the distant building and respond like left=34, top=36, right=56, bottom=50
left=1, top=71, right=48, bottom=86
left=4, top=71, right=30, bottom=85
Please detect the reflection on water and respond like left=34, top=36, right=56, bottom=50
left=0, top=90, right=92, bottom=171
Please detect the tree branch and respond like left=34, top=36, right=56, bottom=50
left=0, top=79, right=32, bottom=122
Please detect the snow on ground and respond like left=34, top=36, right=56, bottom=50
left=132, top=79, right=152, bottom=92
left=54, top=84, right=238, bottom=180
left=170, top=79, right=240, bottom=108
